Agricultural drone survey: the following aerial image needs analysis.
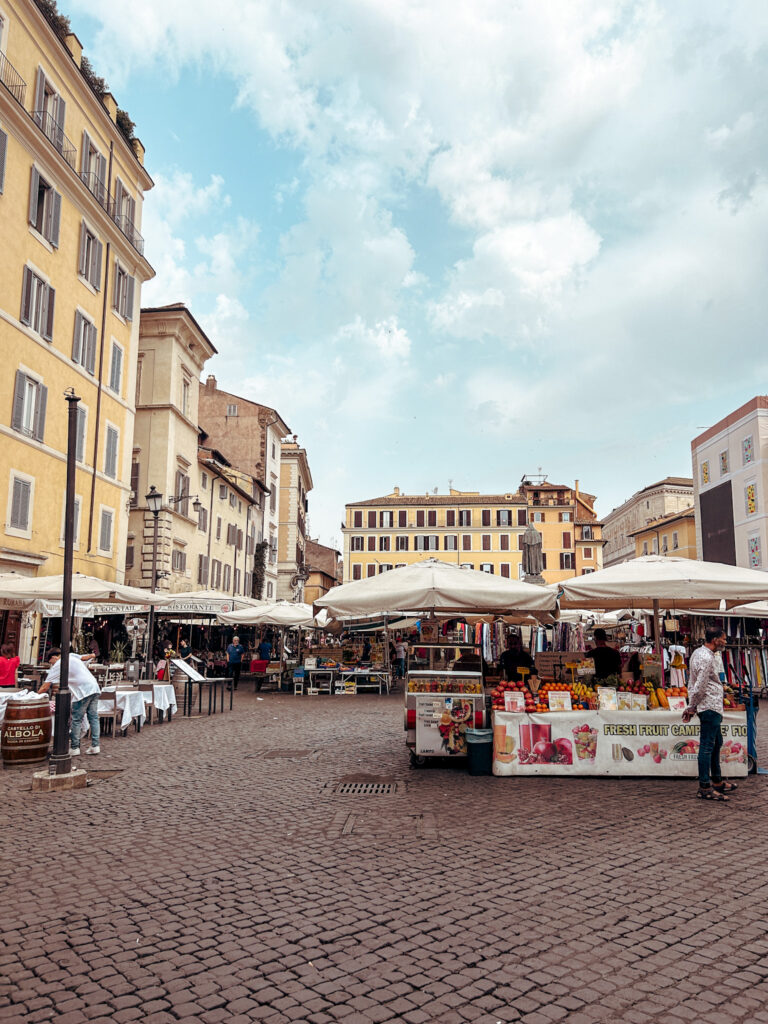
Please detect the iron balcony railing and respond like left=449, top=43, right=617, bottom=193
left=108, top=199, right=145, bottom=256
left=80, top=169, right=108, bottom=210
left=0, top=51, right=26, bottom=106
left=33, top=108, right=77, bottom=171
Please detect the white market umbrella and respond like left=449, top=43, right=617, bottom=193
left=314, top=558, right=557, bottom=617
left=0, top=573, right=174, bottom=608
left=218, top=601, right=316, bottom=627
left=558, top=556, right=768, bottom=611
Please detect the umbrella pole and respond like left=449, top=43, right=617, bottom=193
left=653, top=599, right=664, bottom=687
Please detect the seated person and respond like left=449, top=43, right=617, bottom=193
left=588, top=628, right=623, bottom=680
left=498, top=637, right=534, bottom=682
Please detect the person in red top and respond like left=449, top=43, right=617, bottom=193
left=0, top=643, right=20, bottom=687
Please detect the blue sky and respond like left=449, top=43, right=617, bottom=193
left=69, top=0, right=768, bottom=548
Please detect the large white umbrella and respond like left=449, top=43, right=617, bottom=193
left=314, top=558, right=557, bottom=617
left=0, top=573, right=174, bottom=608
left=558, top=556, right=768, bottom=611
left=218, top=601, right=316, bottom=627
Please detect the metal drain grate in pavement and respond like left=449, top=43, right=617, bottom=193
left=336, top=782, right=398, bottom=795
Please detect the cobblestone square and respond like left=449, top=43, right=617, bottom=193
left=1, top=690, right=767, bottom=1023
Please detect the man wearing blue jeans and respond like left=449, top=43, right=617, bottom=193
left=45, top=648, right=101, bottom=756
left=683, top=628, right=734, bottom=801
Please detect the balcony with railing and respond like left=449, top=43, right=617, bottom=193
left=108, top=199, right=145, bottom=256
left=33, top=108, right=77, bottom=171
left=80, top=169, right=108, bottom=210
left=0, top=50, right=26, bottom=106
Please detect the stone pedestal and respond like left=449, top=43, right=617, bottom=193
left=524, top=573, right=546, bottom=586
left=31, top=768, right=87, bottom=792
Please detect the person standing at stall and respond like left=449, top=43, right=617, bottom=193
left=498, top=635, right=534, bottom=682
left=227, top=635, right=246, bottom=690
left=394, top=637, right=407, bottom=679
left=44, top=648, right=101, bottom=756
left=588, top=628, right=622, bottom=680
left=683, top=628, right=735, bottom=801
left=258, top=637, right=272, bottom=661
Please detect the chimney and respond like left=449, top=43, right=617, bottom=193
left=393, top=486, right=400, bottom=496
left=102, top=92, right=118, bottom=123
left=65, top=32, right=83, bottom=67
left=574, top=479, right=580, bottom=501
left=205, top=375, right=217, bottom=391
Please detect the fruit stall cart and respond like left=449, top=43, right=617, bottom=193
left=404, top=640, right=486, bottom=766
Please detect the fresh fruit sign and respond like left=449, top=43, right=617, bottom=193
left=492, top=710, right=748, bottom=777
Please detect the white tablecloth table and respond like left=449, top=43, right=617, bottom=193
left=139, top=684, right=177, bottom=720
left=0, top=689, right=39, bottom=723
left=101, top=688, right=146, bottom=731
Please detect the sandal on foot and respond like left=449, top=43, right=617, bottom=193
left=713, top=781, right=738, bottom=793
left=697, top=787, right=728, bottom=801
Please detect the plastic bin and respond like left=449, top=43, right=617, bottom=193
left=465, top=727, right=493, bottom=776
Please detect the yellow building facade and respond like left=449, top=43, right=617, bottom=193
left=519, top=478, right=604, bottom=585
left=629, top=507, right=697, bottom=560
left=0, top=0, right=153, bottom=606
left=343, top=489, right=529, bottom=582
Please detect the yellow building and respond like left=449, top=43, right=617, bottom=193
left=519, top=476, right=604, bottom=584
left=629, top=507, right=697, bottom=560
left=342, top=488, right=529, bottom=582
left=0, top=0, right=153, bottom=611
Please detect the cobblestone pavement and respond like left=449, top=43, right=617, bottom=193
left=2, top=688, right=768, bottom=1024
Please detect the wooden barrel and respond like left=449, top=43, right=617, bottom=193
left=2, top=699, right=52, bottom=768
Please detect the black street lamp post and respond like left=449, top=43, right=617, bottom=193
left=145, top=486, right=163, bottom=678
left=49, top=391, right=80, bottom=776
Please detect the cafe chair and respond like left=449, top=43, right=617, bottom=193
left=97, top=690, right=121, bottom=739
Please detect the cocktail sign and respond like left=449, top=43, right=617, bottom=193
left=504, top=691, right=526, bottom=712
left=547, top=691, right=572, bottom=712
left=597, top=686, right=618, bottom=710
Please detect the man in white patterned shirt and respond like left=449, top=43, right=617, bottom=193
left=683, top=628, right=734, bottom=800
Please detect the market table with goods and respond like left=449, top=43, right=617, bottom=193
left=489, top=669, right=748, bottom=777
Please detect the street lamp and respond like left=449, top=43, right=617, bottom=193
left=168, top=493, right=203, bottom=515
left=145, top=486, right=162, bottom=678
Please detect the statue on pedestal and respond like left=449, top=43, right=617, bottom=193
left=521, top=523, right=545, bottom=584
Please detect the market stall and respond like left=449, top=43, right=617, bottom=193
left=315, top=559, right=557, bottom=763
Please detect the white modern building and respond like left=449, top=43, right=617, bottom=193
left=691, top=396, right=768, bottom=569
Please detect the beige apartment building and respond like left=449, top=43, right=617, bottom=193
left=342, top=488, right=529, bottom=583
left=278, top=438, right=313, bottom=601
left=518, top=477, right=604, bottom=584
left=602, top=477, right=694, bottom=566
left=198, top=376, right=289, bottom=599
left=127, top=305, right=264, bottom=600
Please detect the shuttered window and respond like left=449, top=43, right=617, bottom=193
left=482, top=534, right=491, bottom=551
left=459, top=510, right=472, bottom=526
left=427, top=510, right=437, bottom=527
left=130, top=462, right=139, bottom=506
left=500, top=534, right=510, bottom=551
left=198, top=507, right=208, bottom=533
left=563, top=532, right=572, bottom=549
left=497, top=510, right=512, bottom=526
left=462, top=534, right=471, bottom=550
left=367, top=564, right=376, bottom=578
left=398, top=510, right=407, bottom=527
left=9, top=477, right=32, bottom=531
left=223, top=564, right=231, bottom=591
left=78, top=221, right=103, bottom=289
left=353, top=564, right=362, bottom=580
left=99, top=508, right=113, bottom=552
left=367, top=510, right=376, bottom=528
left=416, top=510, right=425, bottom=527
left=11, top=370, right=47, bottom=441
left=482, top=509, right=491, bottom=526
left=172, top=547, right=187, bottom=572
left=20, top=267, right=55, bottom=341
left=125, top=543, right=134, bottom=570
left=380, top=510, right=393, bottom=528
left=500, top=563, right=511, bottom=578
left=75, top=406, right=87, bottom=463
left=446, top=510, right=456, bottom=527
left=104, top=426, right=118, bottom=478
left=395, top=536, right=409, bottom=551
left=379, top=536, right=390, bottom=551
left=351, top=536, right=364, bottom=551
left=560, top=553, right=574, bottom=570
left=353, top=510, right=362, bottom=528
left=0, top=127, right=7, bottom=195
left=72, top=311, right=97, bottom=373
left=367, top=536, right=375, bottom=551
left=113, top=262, right=135, bottom=320
left=28, top=166, right=61, bottom=247
left=518, top=509, right=527, bottom=526
left=444, top=535, right=457, bottom=551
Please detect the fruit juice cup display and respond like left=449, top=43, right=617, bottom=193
left=494, top=722, right=516, bottom=763
left=519, top=721, right=551, bottom=752
left=572, top=723, right=598, bottom=762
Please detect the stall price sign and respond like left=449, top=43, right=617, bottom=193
left=597, top=687, right=618, bottom=710
left=666, top=695, right=687, bottom=712
left=504, top=691, right=526, bottom=712
left=547, top=691, right=572, bottom=712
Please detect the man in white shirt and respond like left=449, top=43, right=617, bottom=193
left=45, top=648, right=101, bottom=756
left=394, top=638, right=407, bottom=679
left=683, top=628, right=733, bottom=800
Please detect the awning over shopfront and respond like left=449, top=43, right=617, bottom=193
left=218, top=601, right=316, bottom=627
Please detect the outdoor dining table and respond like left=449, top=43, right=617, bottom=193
left=138, top=683, right=178, bottom=722
left=305, top=667, right=335, bottom=694
left=102, top=687, right=146, bottom=732
left=181, top=676, right=231, bottom=717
